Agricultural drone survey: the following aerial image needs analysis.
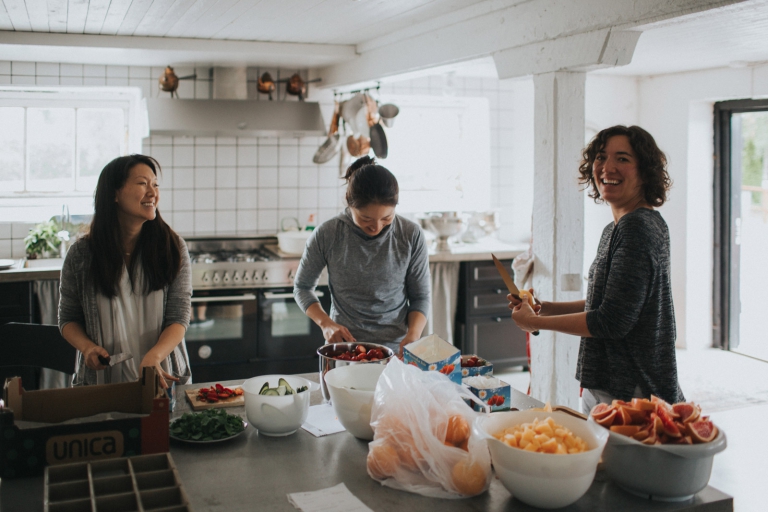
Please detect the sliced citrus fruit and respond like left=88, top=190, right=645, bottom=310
left=610, top=425, right=641, bottom=436
left=595, top=409, right=617, bottom=427
left=687, top=419, right=718, bottom=443
left=590, top=403, right=613, bottom=420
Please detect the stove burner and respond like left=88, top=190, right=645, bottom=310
left=228, top=253, right=256, bottom=263
left=190, top=252, right=218, bottom=264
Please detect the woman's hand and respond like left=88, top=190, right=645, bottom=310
left=507, top=288, right=542, bottom=314
left=140, top=350, right=179, bottom=390
left=321, top=320, right=356, bottom=344
left=398, top=333, right=420, bottom=359
left=511, top=299, right=540, bottom=333
left=83, top=344, right=111, bottom=371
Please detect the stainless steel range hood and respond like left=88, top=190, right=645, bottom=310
left=146, top=98, right=327, bottom=138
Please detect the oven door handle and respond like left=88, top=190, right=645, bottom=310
left=263, top=291, right=324, bottom=299
left=191, top=294, right=257, bottom=303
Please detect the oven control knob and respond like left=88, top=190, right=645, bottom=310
left=233, top=271, right=241, bottom=283
left=213, top=272, right=221, bottom=284
left=202, top=272, right=210, bottom=283
left=243, top=271, right=251, bottom=283
left=262, top=271, right=269, bottom=282
left=223, top=272, right=231, bottom=283
left=288, top=269, right=296, bottom=281
left=253, top=271, right=260, bottom=282
left=198, top=345, right=212, bottom=360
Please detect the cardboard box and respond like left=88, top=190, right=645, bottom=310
left=1, top=367, right=169, bottom=479
left=460, top=355, right=493, bottom=378
left=463, top=376, right=511, bottom=412
left=404, top=334, right=462, bottom=384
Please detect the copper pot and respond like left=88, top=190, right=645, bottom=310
left=159, top=66, right=179, bottom=95
left=346, top=135, right=370, bottom=157
left=286, top=73, right=307, bottom=100
left=257, top=72, right=276, bottom=100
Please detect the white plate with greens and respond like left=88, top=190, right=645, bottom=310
left=169, top=409, right=247, bottom=444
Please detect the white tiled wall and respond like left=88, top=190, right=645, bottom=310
left=0, top=60, right=519, bottom=257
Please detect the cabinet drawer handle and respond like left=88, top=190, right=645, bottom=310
left=495, top=288, right=504, bottom=295
left=495, top=317, right=502, bottom=323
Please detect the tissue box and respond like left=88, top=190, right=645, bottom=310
left=463, top=376, right=511, bottom=412
left=460, top=355, right=493, bottom=378
left=404, top=334, right=462, bottom=384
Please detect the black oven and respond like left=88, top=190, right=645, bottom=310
left=184, top=286, right=331, bottom=382
left=257, top=286, right=331, bottom=373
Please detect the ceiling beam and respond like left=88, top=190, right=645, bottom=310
left=493, top=29, right=642, bottom=79
left=0, top=31, right=357, bottom=68
left=314, top=0, right=745, bottom=88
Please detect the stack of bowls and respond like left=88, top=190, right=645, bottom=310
left=324, top=364, right=386, bottom=440
left=317, top=342, right=394, bottom=402
left=474, top=410, right=608, bottom=509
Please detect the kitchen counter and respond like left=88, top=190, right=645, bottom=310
left=0, top=259, right=61, bottom=283
left=428, top=238, right=528, bottom=262
left=0, top=374, right=733, bottom=512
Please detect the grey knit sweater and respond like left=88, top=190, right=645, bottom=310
left=58, top=237, right=192, bottom=386
left=293, top=209, right=431, bottom=351
left=577, top=208, right=684, bottom=404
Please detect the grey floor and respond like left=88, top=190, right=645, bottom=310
left=496, top=347, right=768, bottom=512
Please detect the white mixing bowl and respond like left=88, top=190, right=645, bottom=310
left=277, top=230, right=312, bottom=255
left=323, top=364, right=385, bottom=440
left=242, top=375, right=319, bottom=436
left=474, top=410, right=608, bottom=509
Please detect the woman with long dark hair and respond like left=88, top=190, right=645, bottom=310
left=509, top=125, right=683, bottom=411
left=59, top=154, right=192, bottom=388
left=293, top=156, right=431, bottom=356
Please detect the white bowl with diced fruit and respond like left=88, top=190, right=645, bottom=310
left=242, top=375, right=319, bottom=436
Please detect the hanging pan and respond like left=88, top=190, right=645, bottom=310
left=313, top=101, right=342, bottom=164
left=366, top=93, right=388, bottom=159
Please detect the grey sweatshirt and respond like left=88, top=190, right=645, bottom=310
left=576, top=208, right=683, bottom=404
left=293, top=209, right=431, bottom=350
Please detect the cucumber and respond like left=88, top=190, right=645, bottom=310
left=278, top=378, right=295, bottom=395
left=263, top=388, right=280, bottom=396
left=259, top=382, right=270, bottom=395
left=277, top=385, right=286, bottom=396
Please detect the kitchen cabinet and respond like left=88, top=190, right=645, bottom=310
left=0, top=281, right=34, bottom=325
left=455, top=259, right=527, bottom=368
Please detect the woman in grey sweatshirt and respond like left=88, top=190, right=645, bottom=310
left=509, top=126, right=683, bottom=412
left=293, top=157, right=431, bottom=356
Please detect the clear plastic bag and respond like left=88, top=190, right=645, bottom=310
left=366, top=358, right=492, bottom=498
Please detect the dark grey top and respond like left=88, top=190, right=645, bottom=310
left=577, top=208, right=683, bottom=404
left=58, top=237, right=192, bottom=386
left=293, top=209, right=431, bottom=350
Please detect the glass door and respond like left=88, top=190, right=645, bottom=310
left=714, top=100, right=768, bottom=361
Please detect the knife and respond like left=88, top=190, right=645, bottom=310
left=491, top=254, right=539, bottom=336
left=98, top=353, right=134, bottom=367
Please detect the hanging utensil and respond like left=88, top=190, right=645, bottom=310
left=346, top=134, right=361, bottom=156
left=283, top=73, right=322, bottom=101
left=378, top=103, right=400, bottom=127
left=313, top=101, right=342, bottom=164
left=341, top=93, right=366, bottom=135
left=366, top=94, right=388, bottom=159
left=158, top=66, right=197, bottom=98
left=257, top=72, right=276, bottom=100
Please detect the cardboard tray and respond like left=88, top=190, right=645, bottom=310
left=1, top=367, right=170, bottom=479
left=44, top=452, right=193, bottom=512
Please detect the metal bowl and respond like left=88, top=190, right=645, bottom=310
left=317, top=342, right=394, bottom=402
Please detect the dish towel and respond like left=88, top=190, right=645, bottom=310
left=288, top=483, right=373, bottom=512
left=427, top=261, right=460, bottom=345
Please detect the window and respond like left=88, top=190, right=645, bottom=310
left=0, top=87, right=146, bottom=222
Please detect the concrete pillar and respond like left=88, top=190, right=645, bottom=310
left=530, top=71, right=585, bottom=409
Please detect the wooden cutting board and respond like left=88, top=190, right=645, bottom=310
left=185, top=387, right=245, bottom=411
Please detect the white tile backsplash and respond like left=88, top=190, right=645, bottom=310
left=258, top=188, right=279, bottom=209
left=216, top=189, right=237, bottom=209
left=278, top=167, right=299, bottom=188
left=194, top=146, right=216, bottom=166
left=194, top=167, right=216, bottom=189
left=216, top=167, right=237, bottom=188
left=278, top=188, right=299, bottom=209
left=173, top=146, right=194, bottom=166
left=258, top=167, right=279, bottom=188
left=194, top=189, right=216, bottom=211
left=194, top=211, right=215, bottom=234
left=0, top=239, right=12, bottom=259
left=216, top=146, right=237, bottom=166
left=237, top=189, right=259, bottom=209
left=237, top=167, right=258, bottom=187
left=258, top=146, right=279, bottom=166
left=11, top=61, right=36, bottom=75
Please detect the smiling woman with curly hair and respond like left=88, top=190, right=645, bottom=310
left=509, top=125, right=684, bottom=413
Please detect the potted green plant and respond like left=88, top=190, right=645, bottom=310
left=24, top=220, right=62, bottom=259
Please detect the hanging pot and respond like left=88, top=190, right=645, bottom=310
left=366, top=94, right=388, bottom=159
left=257, top=72, right=276, bottom=100
left=313, top=102, right=342, bottom=164
left=378, top=103, right=400, bottom=127
left=286, top=73, right=307, bottom=100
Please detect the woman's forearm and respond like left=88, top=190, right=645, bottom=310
left=531, top=311, right=591, bottom=337
left=405, top=311, right=427, bottom=339
left=62, top=322, right=97, bottom=353
left=143, top=323, right=186, bottom=365
left=305, top=302, right=333, bottom=328
left=540, top=300, right=586, bottom=317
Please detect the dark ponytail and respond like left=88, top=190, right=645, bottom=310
left=343, top=156, right=399, bottom=208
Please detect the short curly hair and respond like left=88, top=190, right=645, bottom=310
left=578, top=125, right=672, bottom=207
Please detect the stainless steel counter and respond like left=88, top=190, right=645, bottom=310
left=0, top=260, right=61, bottom=283
left=0, top=374, right=733, bottom=512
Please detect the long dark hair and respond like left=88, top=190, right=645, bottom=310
left=578, top=125, right=672, bottom=207
left=342, top=156, right=399, bottom=208
left=87, top=154, right=182, bottom=298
